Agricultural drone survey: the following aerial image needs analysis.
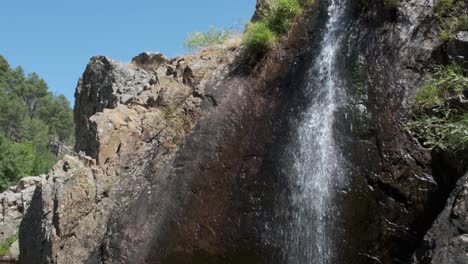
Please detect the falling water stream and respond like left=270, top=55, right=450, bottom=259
left=286, top=0, right=348, bottom=263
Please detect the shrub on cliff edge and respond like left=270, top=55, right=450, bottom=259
left=243, top=21, right=277, bottom=62
left=183, top=26, right=237, bottom=52
left=242, top=0, right=312, bottom=63
left=266, top=0, right=303, bottom=34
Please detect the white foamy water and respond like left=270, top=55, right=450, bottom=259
left=286, top=0, right=347, bottom=263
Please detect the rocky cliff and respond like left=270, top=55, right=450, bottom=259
left=3, top=0, right=467, bottom=263
left=16, top=19, right=311, bottom=262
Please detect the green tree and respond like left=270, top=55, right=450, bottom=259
left=0, top=135, right=35, bottom=190
left=0, top=54, right=75, bottom=191
left=20, top=117, right=50, bottom=147
left=35, top=94, right=74, bottom=143
left=0, top=94, right=28, bottom=140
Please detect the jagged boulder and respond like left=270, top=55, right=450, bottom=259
left=74, top=56, right=154, bottom=159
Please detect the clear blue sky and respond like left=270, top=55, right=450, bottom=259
left=1, top=0, right=256, bottom=104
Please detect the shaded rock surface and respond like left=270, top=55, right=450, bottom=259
left=413, top=172, right=468, bottom=264
left=0, top=176, right=45, bottom=263
left=447, top=31, right=468, bottom=66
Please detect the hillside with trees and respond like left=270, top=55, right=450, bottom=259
left=0, top=55, right=74, bottom=191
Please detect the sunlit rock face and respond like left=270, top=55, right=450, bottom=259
left=17, top=30, right=311, bottom=262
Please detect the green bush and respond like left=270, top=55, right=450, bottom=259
left=0, top=55, right=74, bottom=191
left=440, top=16, right=468, bottom=41
left=409, top=64, right=468, bottom=152
left=434, top=0, right=467, bottom=41
left=415, top=83, right=442, bottom=107
left=0, top=135, right=35, bottom=190
left=435, top=0, right=455, bottom=16
left=243, top=21, right=277, bottom=61
left=266, top=0, right=303, bottom=34
left=408, top=112, right=468, bottom=152
left=384, top=0, right=400, bottom=10
left=183, top=26, right=235, bottom=52
left=415, top=64, right=468, bottom=107
left=242, top=0, right=308, bottom=63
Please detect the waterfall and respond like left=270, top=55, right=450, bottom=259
left=286, top=0, right=348, bottom=263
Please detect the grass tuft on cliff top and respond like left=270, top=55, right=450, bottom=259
left=243, top=22, right=277, bottom=63
left=265, top=0, right=303, bottom=34
left=183, top=26, right=239, bottom=52
left=243, top=0, right=314, bottom=63
left=182, top=0, right=314, bottom=63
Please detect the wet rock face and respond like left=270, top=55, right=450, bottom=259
left=413, top=173, right=468, bottom=264
left=340, top=0, right=455, bottom=262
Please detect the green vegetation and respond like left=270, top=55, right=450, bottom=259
left=182, top=0, right=314, bottom=63
left=408, top=64, right=468, bottom=152
left=243, top=0, right=313, bottom=62
left=435, top=0, right=456, bottom=16
left=383, top=0, right=400, bottom=10
left=440, top=16, right=468, bottom=41
left=243, top=22, right=277, bottom=62
left=264, top=0, right=303, bottom=34
left=408, top=112, right=468, bottom=152
left=433, top=0, right=467, bottom=41
left=415, top=64, right=467, bottom=107
left=0, top=232, right=18, bottom=257
left=0, top=55, right=74, bottom=191
left=183, top=26, right=237, bottom=52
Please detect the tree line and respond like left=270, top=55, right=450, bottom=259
left=0, top=55, right=74, bottom=191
